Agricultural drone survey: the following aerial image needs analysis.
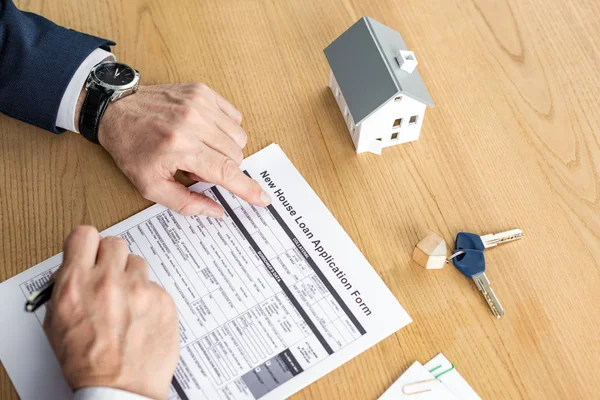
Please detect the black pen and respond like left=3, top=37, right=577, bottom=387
left=24, top=279, right=55, bottom=312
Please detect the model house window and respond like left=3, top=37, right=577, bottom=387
left=395, top=96, right=402, bottom=102
left=344, top=106, right=349, bottom=117
left=409, top=115, right=418, bottom=125
left=336, top=87, right=340, bottom=98
left=393, top=118, right=402, bottom=128
left=391, top=132, right=399, bottom=140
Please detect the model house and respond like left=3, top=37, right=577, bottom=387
left=324, top=17, right=434, bottom=155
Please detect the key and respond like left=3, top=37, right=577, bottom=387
left=451, top=232, right=505, bottom=318
left=480, top=229, right=523, bottom=248
left=472, top=273, right=504, bottom=318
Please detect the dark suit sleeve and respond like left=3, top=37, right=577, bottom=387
left=0, top=0, right=115, bottom=133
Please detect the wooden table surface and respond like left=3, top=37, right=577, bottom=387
left=2, top=0, right=600, bottom=399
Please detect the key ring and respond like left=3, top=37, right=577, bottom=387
left=446, top=248, right=483, bottom=263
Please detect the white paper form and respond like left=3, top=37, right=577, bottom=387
left=379, top=353, right=481, bottom=400
left=0, top=143, right=412, bottom=400
left=424, top=354, right=481, bottom=400
left=378, top=362, right=460, bottom=400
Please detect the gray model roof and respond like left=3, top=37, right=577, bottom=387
left=324, top=17, right=434, bottom=125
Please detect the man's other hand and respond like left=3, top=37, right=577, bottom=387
left=43, top=226, right=180, bottom=400
left=95, top=83, right=271, bottom=217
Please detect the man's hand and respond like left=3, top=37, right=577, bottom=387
left=43, top=226, right=180, bottom=399
left=94, top=83, right=271, bottom=217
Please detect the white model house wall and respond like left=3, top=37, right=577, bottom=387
left=328, top=70, right=360, bottom=149
left=356, top=94, right=426, bottom=153
left=329, top=69, right=426, bottom=154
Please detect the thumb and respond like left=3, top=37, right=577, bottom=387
left=149, top=179, right=224, bottom=217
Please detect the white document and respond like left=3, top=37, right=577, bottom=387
left=378, top=361, right=460, bottom=400
left=379, top=353, right=480, bottom=400
left=424, top=354, right=481, bottom=400
left=0, top=143, right=411, bottom=400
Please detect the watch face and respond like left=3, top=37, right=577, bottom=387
left=94, top=62, right=136, bottom=87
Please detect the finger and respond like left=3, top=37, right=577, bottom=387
left=212, top=90, right=243, bottom=126
left=96, top=236, right=130, bottom=272
left=125, top=254, right=149, bottom=282
left=148, top=178, right=223, bottom=217
left=214, top=113, right=247, bottom=153
left=197, top=118, right=244, bottom=165
left=61, top=226, right=101, bottom=274
left=185, top=147, right=271, bottom=207
left=149, top=281, right=166, bottom=292
left=173, top=106, right=244, bottom=164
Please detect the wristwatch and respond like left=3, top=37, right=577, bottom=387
left=79, top=61, right=140, bottom=144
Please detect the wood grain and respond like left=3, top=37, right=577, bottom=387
left=2, top=0, right=600, bottom=398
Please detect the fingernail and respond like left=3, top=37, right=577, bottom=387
left=261, top=191, right=271, bottom=205
left=202, top=209, right=222, bottom=218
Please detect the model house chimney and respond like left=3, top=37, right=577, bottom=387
left=396, top=50, right=418, bottom=74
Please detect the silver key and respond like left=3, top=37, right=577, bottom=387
left=476, top=229, right=521, bottom=318
left=450, top=229, right=522, bottom=318
left=480, top=229, right=523, bottom=248
left=446, top=229, right=523, bottom=263
left=472, top=272, right=504, bottom=318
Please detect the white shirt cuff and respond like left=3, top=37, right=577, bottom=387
left=74, top=387, right=152, bottom=400
left=56, top=48, right=115, bottom=132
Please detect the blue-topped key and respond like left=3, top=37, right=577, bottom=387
left=451, top=232, right=505, bottom=318
left=452, top=232, right=485, bottom=277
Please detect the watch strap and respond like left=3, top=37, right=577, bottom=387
left=79, top=86, right=112, bottom=144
